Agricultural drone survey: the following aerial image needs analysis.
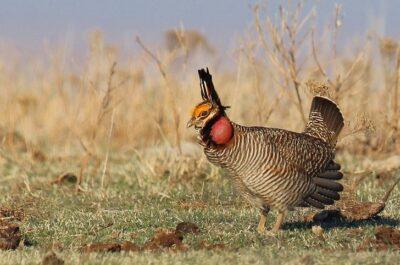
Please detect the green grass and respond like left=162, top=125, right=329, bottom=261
left=0, top=150, right=399, bottom=264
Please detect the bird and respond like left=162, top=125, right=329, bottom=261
left=187, top=68, right=344, bottom=234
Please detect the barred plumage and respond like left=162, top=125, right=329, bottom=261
left=204, top=125, right=335, bottom=211
left=188, top=68, right=344, bottom=233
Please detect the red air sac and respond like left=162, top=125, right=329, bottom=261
left=210, top=116, right=233, bottom=145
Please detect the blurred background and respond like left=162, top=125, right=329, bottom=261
left=0, top=0, right=399, bottom=161
left=1, top=0, right=400, bottom=57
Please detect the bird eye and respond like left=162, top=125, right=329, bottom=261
left=200, top=110, right=209, bottom=117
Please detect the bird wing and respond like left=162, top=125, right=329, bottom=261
left=271, top=129, right=333, bottom=176
left=268, top=130, right=344, bottom=208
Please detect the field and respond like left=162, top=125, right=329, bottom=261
left=1, top=2, right=400, bottom=264
left=0, top=149, right=399, bottom=264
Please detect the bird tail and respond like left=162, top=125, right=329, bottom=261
left=303, top=96, right=344, bottom=147
left=301, top=161, right=344, bottom=209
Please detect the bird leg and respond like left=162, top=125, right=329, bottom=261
left=257, top=214, right=267, bottom=234
left=271, top=211, right=286, bottom=232
left=257, top=208, right=269, bottom=234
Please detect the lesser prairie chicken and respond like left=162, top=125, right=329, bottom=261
left=187, top=68, right=344, bottom=233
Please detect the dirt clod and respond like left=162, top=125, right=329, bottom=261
left=82, top=241, right=141, bottom=253
left=121, top=241, right=141, bottom=251
left=52, top=173, right=78, bottom=185
left=144, top=229, right=187, bottom=251
left=0, top=221, right=21, bottom=250
left=42, top=250, right=64, bottom=265
left=82, top=230, right=187, bottom=253
left=81, top=221, right=227, bottom=253
left=82, top=243, right=122, bottom=253
left=357, top=226, right=400, bottom=251
left=176, top=222, right=199, bottom=235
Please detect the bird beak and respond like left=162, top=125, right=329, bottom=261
left=186, top=118, right=195, bottom=128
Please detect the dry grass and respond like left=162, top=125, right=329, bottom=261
left=0, top=4, right=398, bottom=158
left=0, top=8, right=398, bottom=162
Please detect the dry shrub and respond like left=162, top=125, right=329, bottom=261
left=165, top=29, right=215, bottom=55
left=306, top=80, right=332, bottom=98
left=304, top=177, right=400, bottom=223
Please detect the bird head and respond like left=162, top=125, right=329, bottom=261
left=186, top=68, right=229, bottom=130
left=187, top=68, right=232, bottom=146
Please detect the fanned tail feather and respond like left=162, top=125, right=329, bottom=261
left=304, top=96, right=344, bottom=147
left=300, top=97, right=344, bottom=209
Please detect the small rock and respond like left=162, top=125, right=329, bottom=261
left=312, top=225, right=324, bottom=236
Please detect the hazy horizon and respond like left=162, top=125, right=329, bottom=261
left=1, top=0, right=399, bottom=58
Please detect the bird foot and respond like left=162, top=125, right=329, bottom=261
left=257, top=227, right=265, bottom=234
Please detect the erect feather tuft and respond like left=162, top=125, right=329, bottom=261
left=198, top=68, right=229, bottom=110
